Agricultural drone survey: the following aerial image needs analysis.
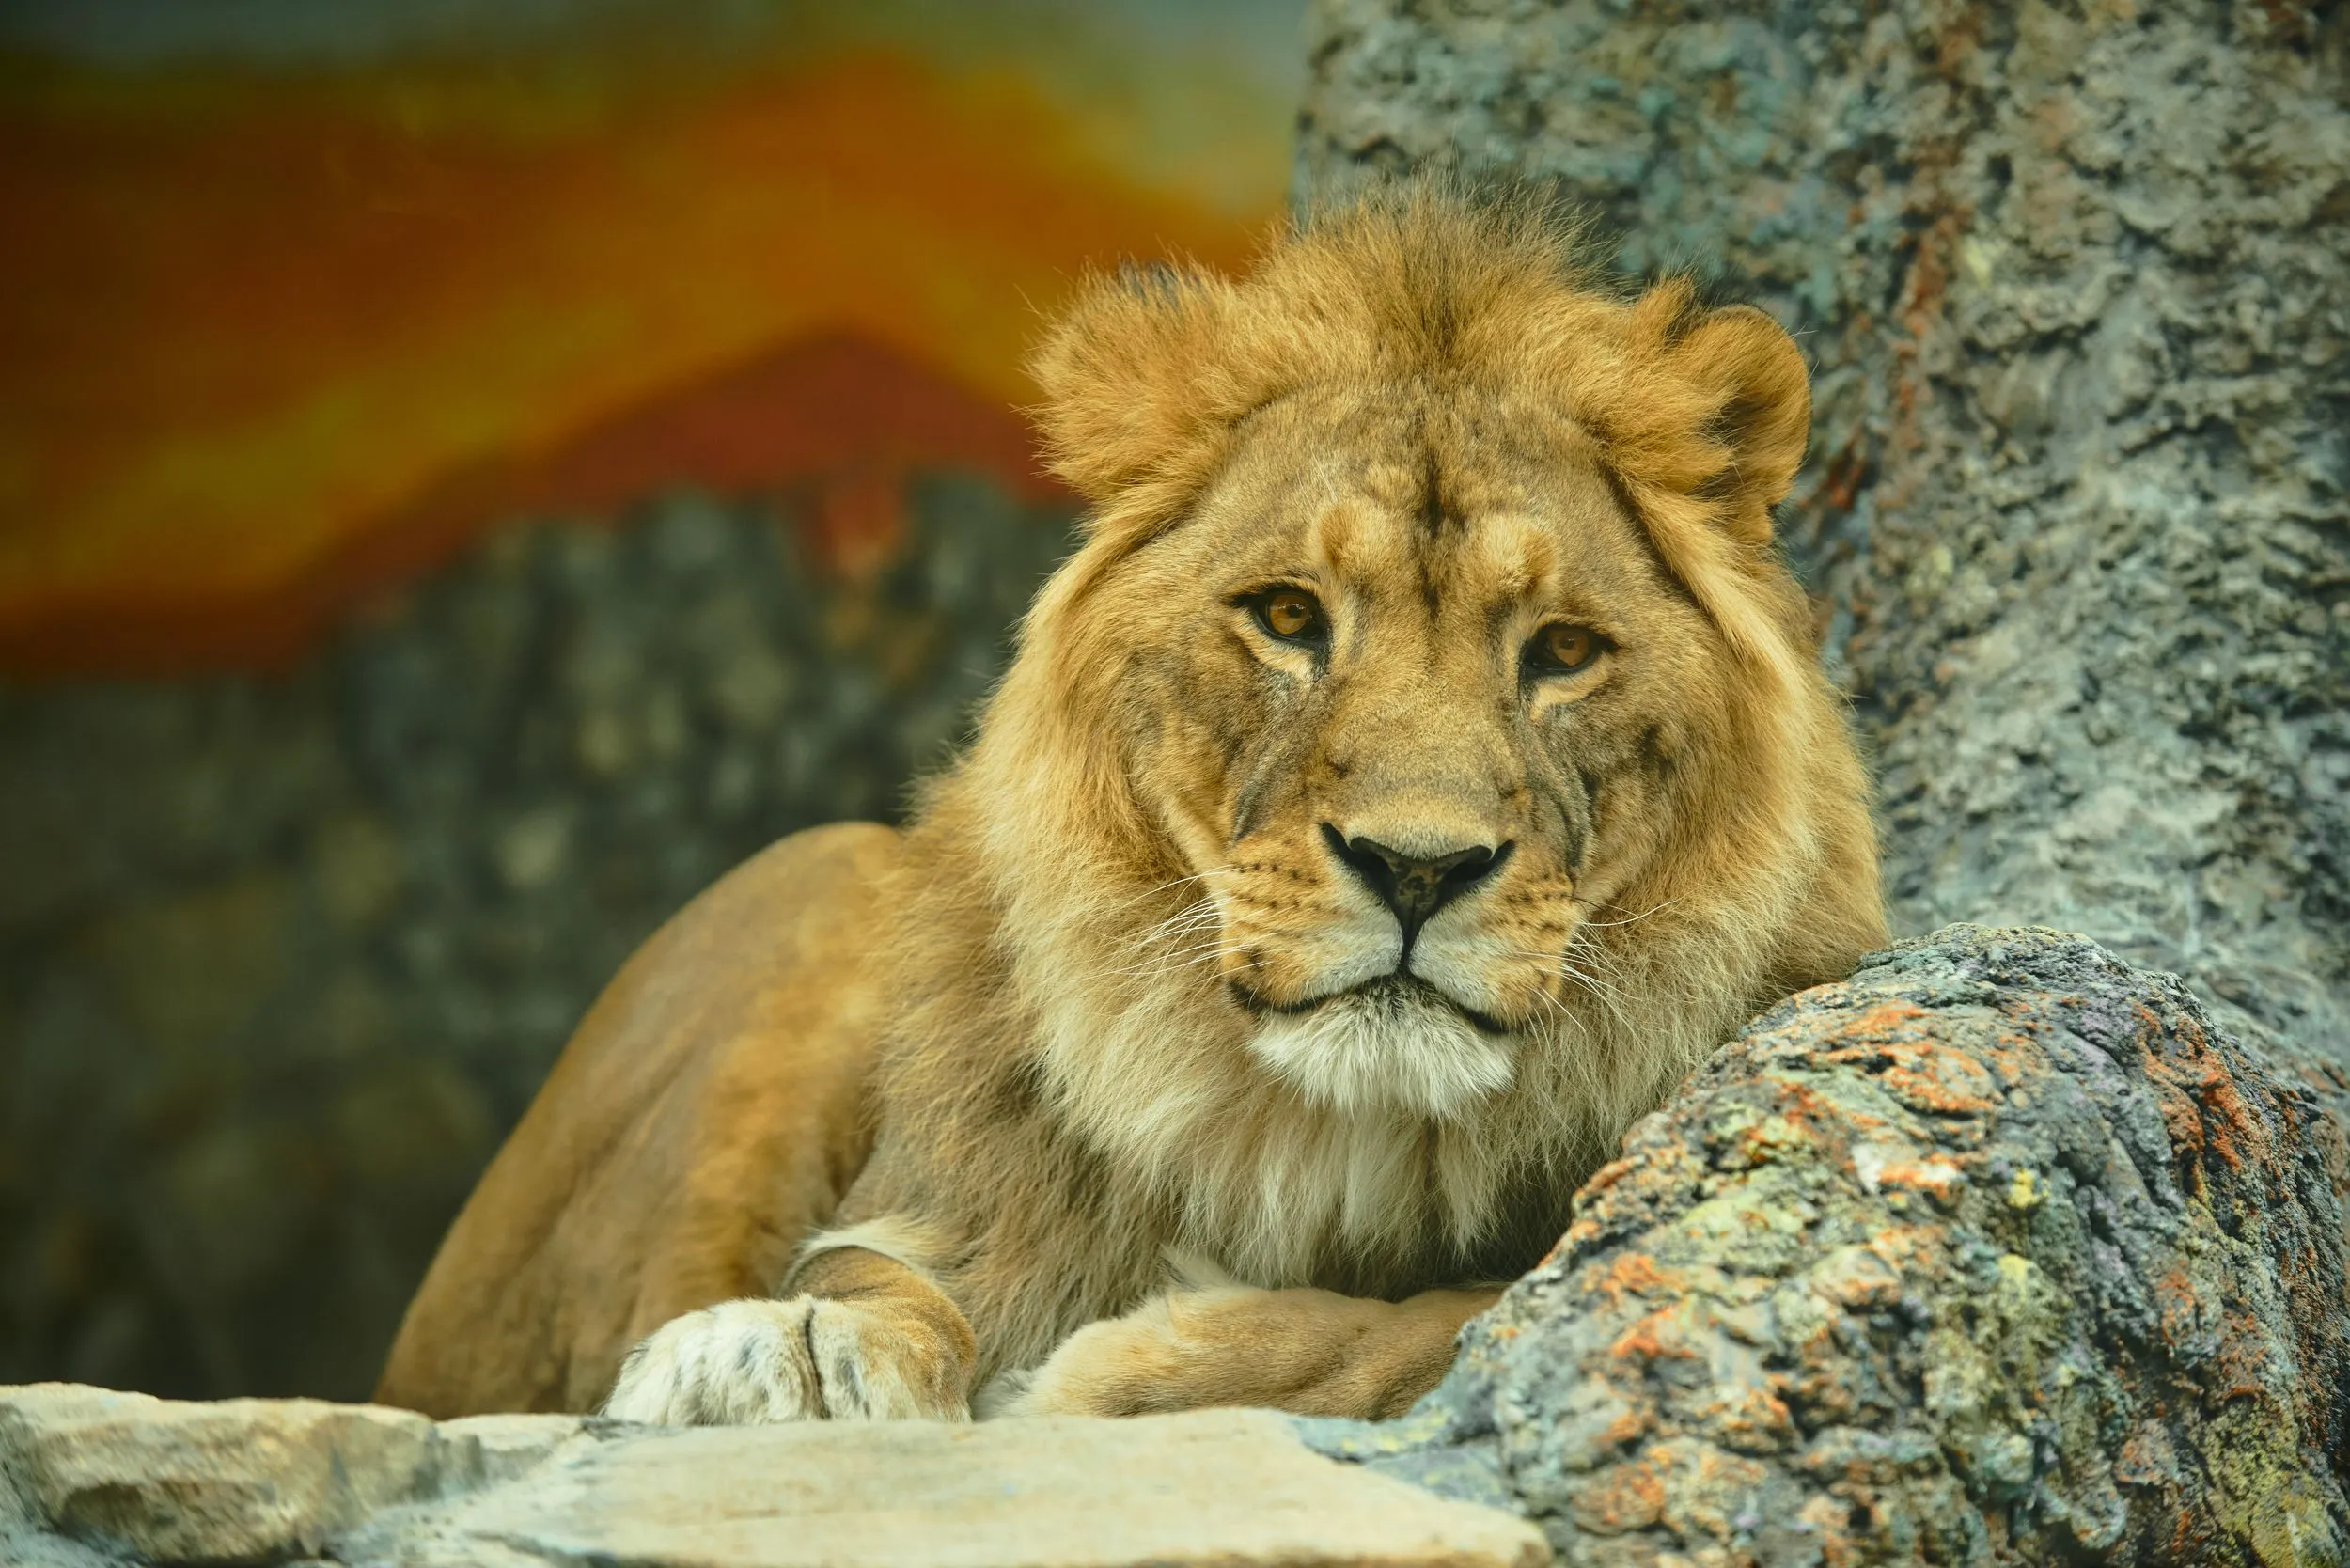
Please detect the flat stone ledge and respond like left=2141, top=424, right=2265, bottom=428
left=0, top=1384, right=1548, bottom=1568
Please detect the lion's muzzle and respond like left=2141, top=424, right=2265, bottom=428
left=1319, top=824, right=1513, bottom=949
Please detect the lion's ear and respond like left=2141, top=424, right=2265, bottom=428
left=1028, top=265, right=1246, bottom=506
left=1598, top=288, right=1812, bottom=684
left=1673, top=302, right=1810, bottom=540
left=1614, top=290, right=1811, bottom=546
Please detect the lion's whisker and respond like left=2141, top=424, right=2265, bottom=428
left=1573, top=897, right=1681, bottom=929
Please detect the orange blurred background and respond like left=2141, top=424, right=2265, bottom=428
left=0, top=0, right=1300, bottom=671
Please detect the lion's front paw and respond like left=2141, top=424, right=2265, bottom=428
left=603, top=1296, right=969, bottom=1425
left=995, top=1283, right=1496, bottom=1421
left=995, top=1294, right=1197, bottom=1419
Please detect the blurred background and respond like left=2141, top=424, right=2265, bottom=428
left=0, top=0, right=1303, bottom=1403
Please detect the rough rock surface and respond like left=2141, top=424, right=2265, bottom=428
left=1295, top=0, right=2350, bottom=1146
left=1304, top=926, right=2349, bottom=1563
left=0, top=1386, right=1546, bottom=1568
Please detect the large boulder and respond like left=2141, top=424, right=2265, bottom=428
left=1308, top=927, right=2350, bottom=1564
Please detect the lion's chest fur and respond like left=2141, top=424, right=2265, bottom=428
left=1167, top=1101, right=1568, bottom=1295
left=1030, top=977, right=1574, bottom=1300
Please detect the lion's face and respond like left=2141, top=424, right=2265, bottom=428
left=1083, top=386, right=1739, bottom=1119
left=940, top=188, right=1880, bottom=1288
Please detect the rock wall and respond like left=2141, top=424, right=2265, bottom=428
left=0, top=478, right=1073, bottom=1403
left=1296, top=0, right=2349, bottom=1099
left=1308, top=926, right=2350, bottom=1561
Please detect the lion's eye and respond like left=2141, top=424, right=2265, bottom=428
left=1528, top=622, right=1605, bottom=675
left=1253, top=588, right=1326, bottom=644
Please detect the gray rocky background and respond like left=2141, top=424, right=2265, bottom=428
left=1296, top=0, right=2348, bottom=1105
left=0, top=477, right=1074, bottom=1403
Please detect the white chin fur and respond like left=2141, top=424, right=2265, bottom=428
left=1246, top=983, right=1515, bottom=1119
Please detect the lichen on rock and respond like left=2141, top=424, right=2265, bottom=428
left=1305, top=925, right=2350, bottom=1564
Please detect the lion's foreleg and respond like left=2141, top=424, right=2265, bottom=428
left=602, top=1244, right=976, bottom=1424
left=995, top=1283, right=1501, bottom=1421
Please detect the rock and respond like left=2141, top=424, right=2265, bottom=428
left=1304, top=927, right=2350, bottom=1564
left=0, top=1388, right=1546, bottom=1568
left=0, top=1384, right=447, bottom=1560
left=376, top=1410, right=1548, bottom=1568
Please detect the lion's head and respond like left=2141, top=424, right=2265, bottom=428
left=914, top=182, right=1885, bottom=1294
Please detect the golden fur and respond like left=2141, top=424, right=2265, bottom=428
left=377, top=180, right=1886, bottom=1425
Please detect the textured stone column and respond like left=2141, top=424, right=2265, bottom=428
left=1297, top=0, right=2349, bottom=1090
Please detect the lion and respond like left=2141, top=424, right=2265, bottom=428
left=375, top=181, right=1887, bottom=1426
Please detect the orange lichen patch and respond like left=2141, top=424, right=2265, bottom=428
left=1864, top=1223, right=1951, bottom=1276
left=1721, top=1091, right=1845, bottom=1169
left=2212, top=1307, right=2280, bottom=1403
left=1819, top=440, right=1869, bottom=512
left=1567, top=1451, right=1667, bottom=1532
left=1576, top=1154, right=1639, bottom=1200
left=1978, top=1027, right=2040, bottom=1090
left=1762, top=1075, right=1887, bottom=1144
left=1880, top=1059, right=1998, bottom=1117
left=1817, top=1037, right=1997, bottom=1117
left=2193, top=1072, right=2261, bottom=1173
left=1559, top=1216, right=1604, bottom=1251
left=2145, top=1072, right=2209, bottom=1190
left=2153, top=1264, right=2217, bottom=1353
left=1798, top=1493, right=1865, bottom=1564
left=1649, top=1442, right=1775, bottom=1541
left=1872, top=1158, right=1966, bottom=1204
left=2114, top=1420, right=2181, bottom=1487
left=1609, top=1306, right=1702, bottom=1364
left=1705, top=1382, right=1796, bottom=1452
left=1601, top=1401, right=1654, bottom=1450
left=1821, top=999, right=1935, bottom=1046
left=2169, top=1503, right=2209, bottom=1564
left=2140, top=1014, right=2273, bottom=1180
left=1588, top=1251, right=1669, bottom=1306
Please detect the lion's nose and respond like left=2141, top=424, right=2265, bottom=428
left=1321, top=825, right=1512, bottom=945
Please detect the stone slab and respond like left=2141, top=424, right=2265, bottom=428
left=1, top=1384, right=454, bottom=1560
left=0, top=1386, right=1547, bottom=1568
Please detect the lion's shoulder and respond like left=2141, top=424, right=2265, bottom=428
left=376, top=821, right=901, bottom=1416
